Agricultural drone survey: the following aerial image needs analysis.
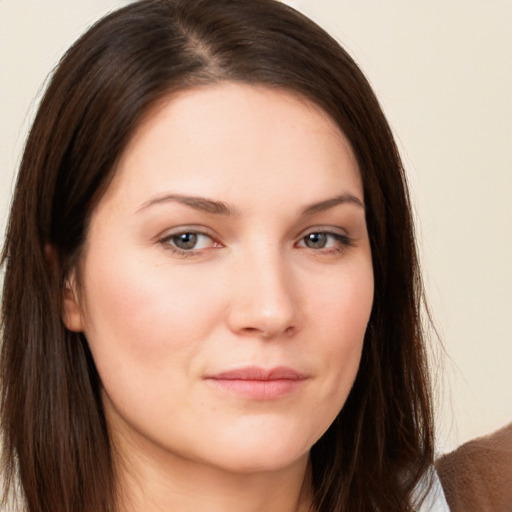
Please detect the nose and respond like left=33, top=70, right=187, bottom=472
left=226, top=249, right=301, bottom=339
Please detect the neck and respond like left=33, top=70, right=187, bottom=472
left=116, top=447, right=313, bottom=512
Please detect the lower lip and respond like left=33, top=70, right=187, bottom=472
left=206, top=378, right=305, bottom=400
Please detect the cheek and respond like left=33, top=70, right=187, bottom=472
left=77, top=244, right=231, bottom=444
left=310, top=261, right=373, bottom=399
left=79, top=243, right=225, bottom=375
left=312, top=257, right=373, bottom=337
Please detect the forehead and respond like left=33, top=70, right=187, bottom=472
left=101, top=83, right=362, bottom=212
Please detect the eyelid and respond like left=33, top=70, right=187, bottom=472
left=297, top=225, right=351, bottom=242
left=295, top=226, right=354, bottom=251
left=157, top=225, right=219, bottom=241
left=155, top=224, right=354, bottom=257
left=299, top=225, right=349, bottom=237
left=157, top=226, right=223, bottom=256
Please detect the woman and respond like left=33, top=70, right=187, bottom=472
left=0, top=1, right=448, bottom=511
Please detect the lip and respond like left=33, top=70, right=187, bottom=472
left=204, top=366, right=307, bottom=400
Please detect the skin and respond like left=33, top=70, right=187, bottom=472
left=63, top=83, right=374, bottom=512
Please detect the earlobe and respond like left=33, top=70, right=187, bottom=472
left=61, top=275, right=84, bottom=332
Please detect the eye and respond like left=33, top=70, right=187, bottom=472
left=297, top=231, right=352, bottom=252
left=302, top=232, right=329, bottom=249
left=160, top=230, right=219, bottom=254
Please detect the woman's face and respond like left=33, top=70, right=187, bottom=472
left=64, top=83, right=374, bottom=474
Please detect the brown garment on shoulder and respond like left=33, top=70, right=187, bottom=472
left=435, top=423, right=512, bottom=512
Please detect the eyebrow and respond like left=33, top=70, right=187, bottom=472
left=301, top=193, right=365, bottom=215
left=136, top=192, right=364, bottom=216
left=136, top=194, right=234, bottom=215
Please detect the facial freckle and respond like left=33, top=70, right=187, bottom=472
left=80, top=83, right=373, bottom=478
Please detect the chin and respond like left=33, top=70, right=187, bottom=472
left=211, top=448, right=309, bottom=474
left=193, top=426, right=317, bottom=474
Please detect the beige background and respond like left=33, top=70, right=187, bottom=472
left=1, top=1, right=511, bottom=454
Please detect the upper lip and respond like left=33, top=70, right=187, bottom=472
left=206, top=366, right=306, bottom=381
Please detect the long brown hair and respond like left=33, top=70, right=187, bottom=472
left=1, top=1, right=434, bottom=511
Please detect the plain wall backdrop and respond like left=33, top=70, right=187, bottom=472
left=1, top=0, right=511, bottom=454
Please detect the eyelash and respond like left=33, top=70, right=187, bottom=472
left=159, top=229, right=221, bottom=258
left=158, top=228, right=353, bottom=258
left=297, top=230, right=354, bottom=254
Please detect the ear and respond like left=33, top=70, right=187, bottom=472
left=61, top=272, right=85, bottom=333
left=44, top=244, right=84, bottom=332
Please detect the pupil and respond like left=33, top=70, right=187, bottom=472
left=174, top=233, right=197, bottom=250
left=305, top=233, right=327, bottom=248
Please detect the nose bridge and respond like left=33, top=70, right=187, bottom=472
left=228, top=240, right=300, bottom=337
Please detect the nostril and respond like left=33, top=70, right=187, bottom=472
left=284, top=326, right=295, bottom=336
left=243, top=327, right=260, bottom=334
left=237, top=325, right=296, bottom=338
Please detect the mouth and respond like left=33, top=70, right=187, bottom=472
left=204, top=366, right=308, bottom=400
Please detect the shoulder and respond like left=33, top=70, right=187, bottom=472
left=415, top=467, right=450, bottom=512
left=435, top=423, right=512, bottom=512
